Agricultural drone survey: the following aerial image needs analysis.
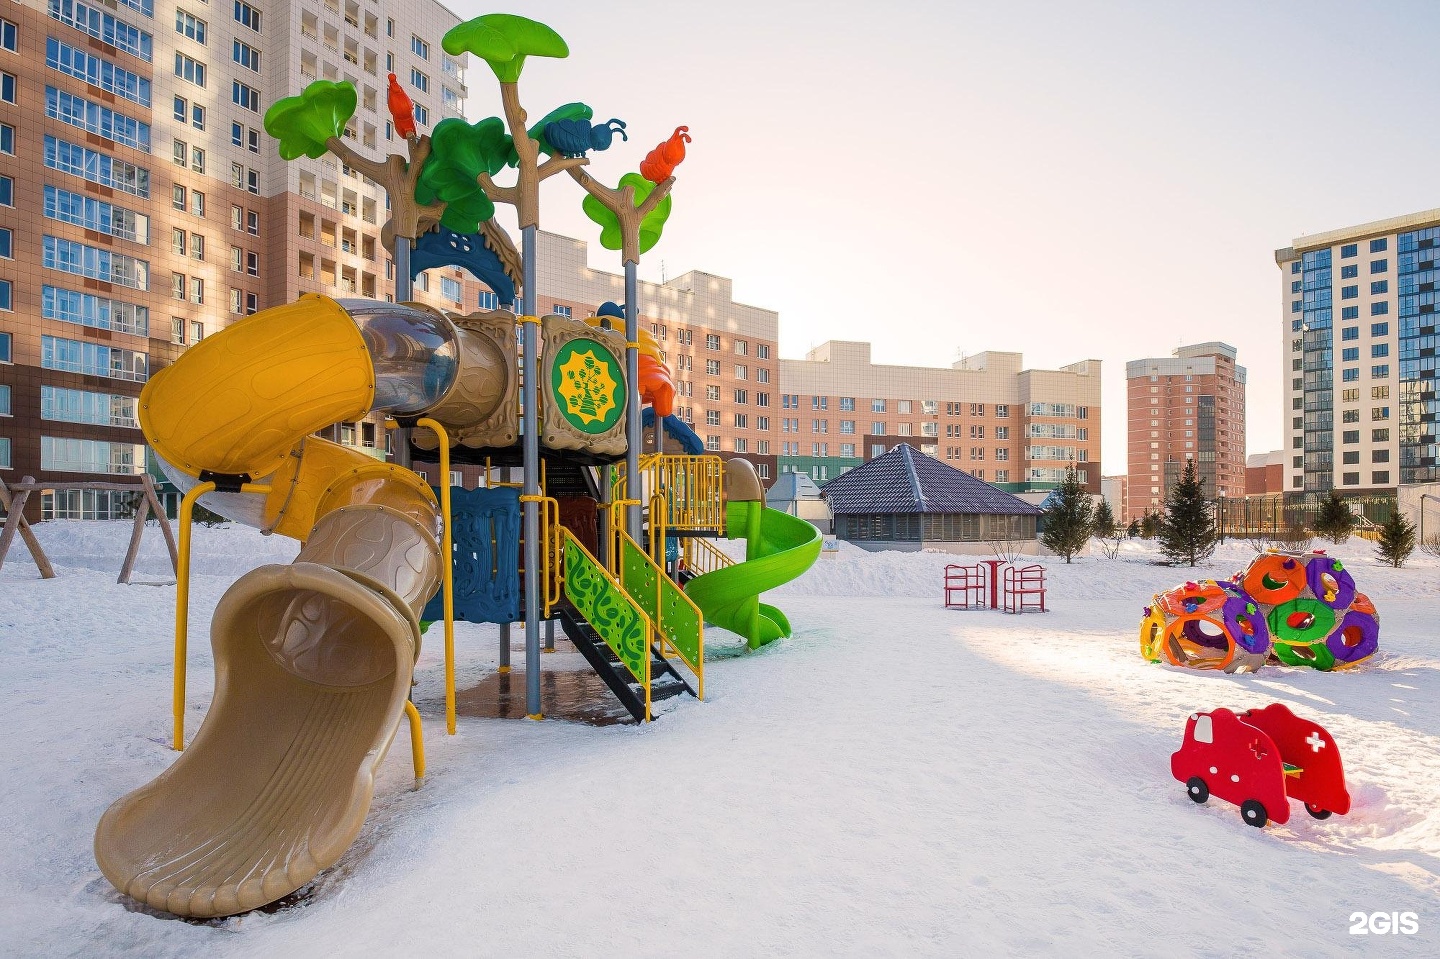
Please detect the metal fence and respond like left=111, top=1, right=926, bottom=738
left=1211, top=493, right=1395, bottom=540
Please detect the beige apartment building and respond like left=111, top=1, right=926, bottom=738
left=778, top=342, right=1102, bottom=492
left=1124, top=342, right=1247, bottom=519
left=0, top=0, right=471, bottom=517
left=1276, top=209, right=1440, bottom=495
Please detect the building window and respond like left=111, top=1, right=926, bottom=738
left=410, top=68, right=430, bottom=93
left=1371, top=321, right=1389, bottom=337
left=705, top=359, right=720, bottom=376
left=1371, top=301, right=1389, bottom=315
left=0, top=19, right=15, bottom=53
left=705, top=334, right=720, bottom=350
left=232, top=81, right=260, bottom=112
left=1340, top=264, right=1357, bottom=279
left=175, top=53, right=206, bottom=88
left=412, top=35, right=430, bottom=60
left=1371, top=280, right=1388, bottom=295
left=414, top=104, right=428, bottom=126
left=1341, top=285, right=1358, bottom=299
left=233, top=40, right=261, bottom=72
left=1371, top=365, right=1389, bottom=379
left=234, top=2, right=262, bottom=33
left=1370, top=258, right=1387, bottom=274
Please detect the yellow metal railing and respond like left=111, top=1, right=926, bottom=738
left=522, top=492, right=563, bottom=618
left=561, top=528, right=656, bottom=720
left=613, top=454, right=726, bottom=534
left=605, top=498, right=641, bottom=576
left=415, top=418, right=456, bottom=736
left=649, top=491, right=667, bottom=567
left=617, top=530, right=704, bottom=699
left=683, top=536, right=736, bottom=577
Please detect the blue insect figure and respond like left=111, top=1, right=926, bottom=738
left=544, top=118, right=628, bottom=158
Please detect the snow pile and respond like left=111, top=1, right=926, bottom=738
left=1, top=522, right=1437, bottom=957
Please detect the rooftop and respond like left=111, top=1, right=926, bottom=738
left=820, top=444, right=1045, bottom=516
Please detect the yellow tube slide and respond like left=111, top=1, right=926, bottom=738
left=94, top=296, right=470, bottom=918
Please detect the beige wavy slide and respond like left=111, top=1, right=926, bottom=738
left=93, top=295, right=515, bottom=917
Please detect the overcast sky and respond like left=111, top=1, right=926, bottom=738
left=448, top=0, right=1438, bottom=470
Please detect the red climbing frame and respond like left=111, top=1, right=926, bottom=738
left=1003, top=564, right=1047, bottom=614
left=943, top=564, right=986, bottom=609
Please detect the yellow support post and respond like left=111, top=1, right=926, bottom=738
left=415, top=418, right=456, bottom=737
left=172, top=480, right=270, bottom=751
left=403, top=699, right=425, bottom=778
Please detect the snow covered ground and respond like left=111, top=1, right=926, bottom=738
left=2, top=522, right=1439, bottom=957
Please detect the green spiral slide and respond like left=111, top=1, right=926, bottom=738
left=683, top=499, right=822, bottom=649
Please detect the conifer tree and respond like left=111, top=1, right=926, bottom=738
left=1376, top=510, right=1416, bottom=568
left=1159, top=460, right=1216, bottom=567
left=1312, top=491, right=1357, bottom=544
left=1041, top=464, right=1094, bottom=563
left=1127, top=519, right=1142, bottom=538
left=1141, top=510, right=1163, bottom=539
left=1093, top=498, right=1117, bottom=538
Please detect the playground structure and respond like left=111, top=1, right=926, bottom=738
left=943, top=561, right=1048, bottom=613
left=0, top=475, right=177, bottom=584
left=1140, top=550, right=1380, bottom=672
left=1172, top=703, right=1351, bottom=827
left=92, top=13, right=820, bottom=920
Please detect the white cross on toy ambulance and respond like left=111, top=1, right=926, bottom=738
left=1306, top=731, right=1326, bottom=752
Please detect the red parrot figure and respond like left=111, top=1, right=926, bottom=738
left=639, top=126, right=691, bottom=183
left=387, top=72, right=417, bottom=140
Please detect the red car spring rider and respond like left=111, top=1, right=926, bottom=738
left=1171, top=703, right=1350, bottom=827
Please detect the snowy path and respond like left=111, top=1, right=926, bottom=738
left=1, top=525, right=1438, bottom=956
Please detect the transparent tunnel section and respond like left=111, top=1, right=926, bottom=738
left=337, top=299, right=459, bottom=415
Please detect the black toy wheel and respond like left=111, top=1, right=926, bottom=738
left=1305, top=803, right=1332, bottom=820
left=1241, top=800, right=1268, bottom=828
left=1186, top=777, right=1209, bottom=804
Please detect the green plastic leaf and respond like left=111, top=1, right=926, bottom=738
left=505, top=102, right=592, bottom=166
left=442, top=14, right=568, bottom=83
left=263, top=81, right=357, bottom=161
left=439, top=189, right=497, bottom=234
left=419, top=116, right=513, bottom=202
left=581, top=173, right=674, bottom=256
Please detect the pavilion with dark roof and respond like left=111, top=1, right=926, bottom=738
left=820, top=443, right=1043, bottom=552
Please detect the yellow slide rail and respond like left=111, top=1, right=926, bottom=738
left=173, top=480, right=271, bottom=751
left=413, top=418, right=456, bottom=737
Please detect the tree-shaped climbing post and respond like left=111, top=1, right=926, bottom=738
left=569, top=126, right=689, bottom=533
left=441, top=13, right=582, bottom=720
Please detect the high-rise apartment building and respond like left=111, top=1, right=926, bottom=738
left=1124, top=342, right=1246, bottom=516
left=0, top=0, right=469, bottom=517
left=1276, top=209, right=1440, bottom=494
left=778, top=342, right=1102, bottom=492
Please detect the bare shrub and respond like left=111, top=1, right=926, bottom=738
left=987, top=539, right=1025, bottom=564
left=1091, top=534, right=1123, bottom=559
left=1421, top=533, right=1440, bottom=559
left=1273, top=525, right=1314, bottom=551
